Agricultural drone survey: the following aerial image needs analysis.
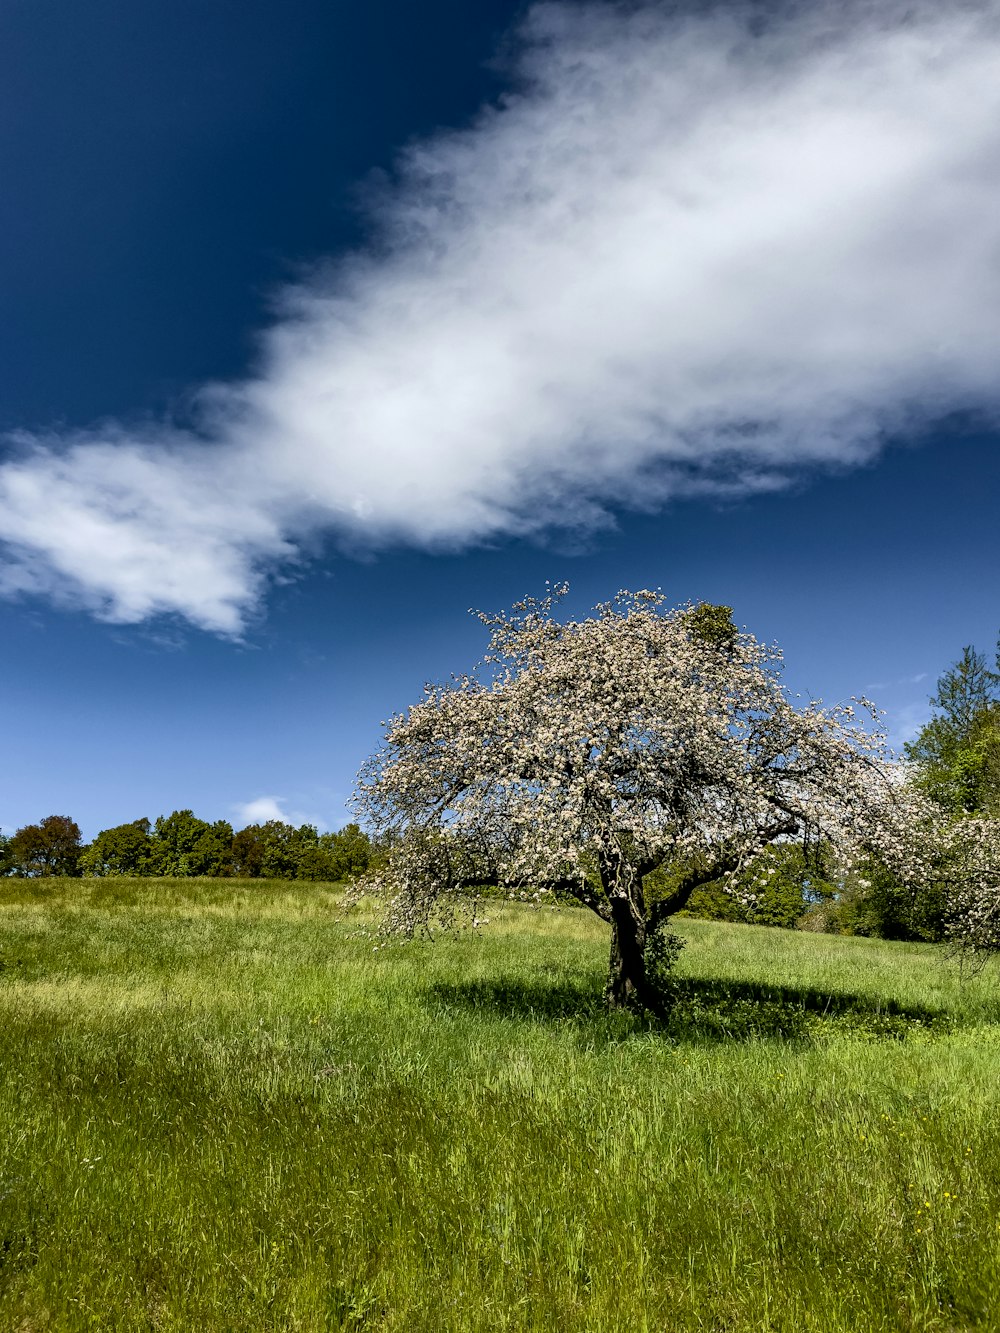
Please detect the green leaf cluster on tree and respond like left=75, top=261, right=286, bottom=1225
left=796, top=853, right=949, bottom=942
left=646, top=842, right=837, bottom=930
left=904, top=642, right=1000, bottom=816
left=147, top=811, right=237, bottom=877
left=81, top=819, right=156, bottom=876
left=652, top=833, right=951, bottom=943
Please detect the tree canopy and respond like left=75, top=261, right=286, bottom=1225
left=80, top=819, right=155, bottom=877
left=355, top=588, right=906, bottom=1012
left=8, top=816, right=82, bottom=878
left=905, top=642, right=1000, bottom=816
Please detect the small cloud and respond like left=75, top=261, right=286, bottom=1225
left=233, top=794, right=334, bottom=829
left=233, top=795, right=292, bottom=826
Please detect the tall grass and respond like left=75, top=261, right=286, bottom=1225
left=1, top=878, right=999, bottom=1330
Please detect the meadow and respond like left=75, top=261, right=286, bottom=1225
left=1, top=879, right=999, bottom=1331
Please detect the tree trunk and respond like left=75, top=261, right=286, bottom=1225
left=605, top=896, right=649, bottom=1011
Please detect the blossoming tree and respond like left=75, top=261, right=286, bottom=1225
left=879, top=801, right=1000, bottom=964
left=354, top=588, right=923, bottom=1011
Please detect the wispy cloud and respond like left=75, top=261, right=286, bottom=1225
left=886, top=700, right=933, bottom=750
left=3, top=0, right=1000, bottom=633
left=867, top=671, right=930, bottom=692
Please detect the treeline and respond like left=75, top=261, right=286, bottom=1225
left=0, top=811, right=376, bottom=881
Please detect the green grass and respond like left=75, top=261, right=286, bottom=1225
left=2, top=879, right=1000, bottom=1330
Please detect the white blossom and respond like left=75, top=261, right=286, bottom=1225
left=353, top=589, right=999, bottom=1005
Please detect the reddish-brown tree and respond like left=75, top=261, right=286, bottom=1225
left=10, top=815, right=83, bottom=877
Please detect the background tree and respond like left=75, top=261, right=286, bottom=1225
left=321, top=823, right=375, bottom=880
left=659, top=842, right=837, bottom=930
left=797, top=850, right=949, bottom=941
left=230, top=820, right=374, bottom=881
left=9, top=816, right=82, bottom=877
left=905, top=643, right=1000, bottom=815
left=255, top=821, right=306, bottom=880
left=295, top=831, right=331, bottom=880
left=0, top=829, right=12, bottom=877
left=148, top=811, right=234, bottom=877
left=230, top=823, right=269, bottom=878
left=80, top=819, right=154, bottom=876
left=355, top=589, right=899, bottom=1014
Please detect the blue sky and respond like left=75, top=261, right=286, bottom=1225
left=2, top=0, right=999, bottom=839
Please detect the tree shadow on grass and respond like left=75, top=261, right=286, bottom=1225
left=427, top=973, right=606, bottom=1023
left=425, top=973, right=956, bottom=1044
left=666, top=978, right=954, bottom=1042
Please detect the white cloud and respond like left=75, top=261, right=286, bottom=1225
left=233, top=794, right=335, bottom=828
left=233, top=796, right=294, bottom=826
left=3, top=0, right=1000, bottom=632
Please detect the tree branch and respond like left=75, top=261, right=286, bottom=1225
left=648, top=815, right=798, bottom=925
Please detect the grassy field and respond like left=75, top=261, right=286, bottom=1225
left=1, top=879, right=1000, bottom=1331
